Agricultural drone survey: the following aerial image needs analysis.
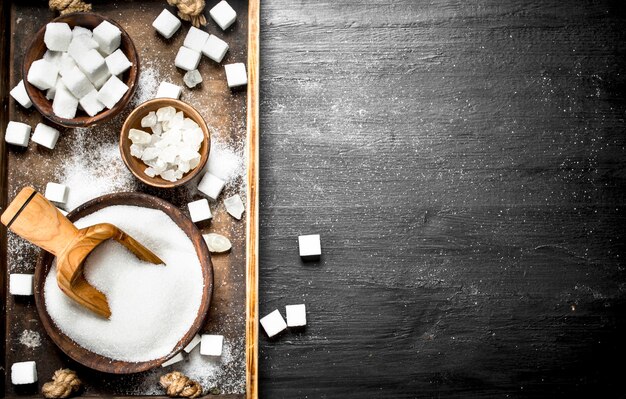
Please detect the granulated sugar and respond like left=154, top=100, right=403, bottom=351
left=44, top=205, right=204, bottom=362
left=131, top=64, right=161, bottom=106
left=205, top=134, right=245, bottom=187
left=19, top=330, right=41, bottom=348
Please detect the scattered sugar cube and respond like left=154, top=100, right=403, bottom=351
left=129, top=128, right=151, bottom=145
left=183, top=69, right=202, bottom=89
left=27, top=59, right=58, bottom=90
left=153, top=9, right=181, bottom=39
left=92, top=20, right=121, bottom=55
left=184, top=26, right=210, bottom=52
left=52, top=82, right=79, bottom=119
left=210, top=1, right=237, bottom=30
left=72, top=26, right=92, bottom=39
left=9, top=80, right=32, bottom=109
left=286, top=304, right=307, bottom=327
left=32, top=123, right=60, bottom=149
left=9, top=274, right=34, bottom=296
left=155, top=81, right=182, bottom=99
left=298, top=234, right=321, bottom=260
left=161, top=352, right=184, bottom=367
left=141, top=111, right=157, bottom=128
left=97, top=75, right=129, bottom=109
left=200, top=334, right=223, bottom=356
left=4, top=121, right=31, bottom=147
left=187, top=199, right=212, bottom=223
left=105, top=49, right=132, bottom=76
left=61, top=65, right=95, bottom=99
left=202, top=34, right=229, bottom=63
left=175, top=46, right=201, bottom=72
left=260, top=310, right=287, bottom=338
left=224, top=62, right=247, bottom=88
left=44, top=22, right=72, bottom=52
left=198, top=172, right=225, bottom=201
left=183, top=334, right=201, bottom=353
left=76, top=49, right=107, bottom=81
left=11, top=361, right=37, bottom=385
left=45, top=182, right=68, bottom=204
left=79, top=89, right=105, bottom=117
left=203, top=233, right=232, bottom=253
left=224, top=194, right=244, bottom=219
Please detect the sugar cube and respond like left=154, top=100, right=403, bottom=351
left=210, top=1, right=237, bottom=30
left=184, top=26, right=210, bottom=52
left=260, top=310, right=287, bottom=338
left=105, top=49, right=132, bottom=76
left=11, top=361, right=37, bottom=385
left=79, top=89, right=105, bottom=117
left=76, top=49, right=107, bottom=80
left=155, top=81, right=182, bottom=99
left=45, top=182, right=68, bottom=204
left=32, top=123, right=60, bottom=149
left=44, top=22, right=72, bottom=52
left=52, top=82, right=79, bottom=119
left=286, top=304, right=307, bottom=327
left=153, top=9, right=182, bottom=39
left=46, top=86, right=56, bottom=100
left=161, top=352, right=184, bottom=367
left=183, top=69, right=203, bottom=88
left=4, top=121, right=31, bottom=147
left=61, top=66, right=95, bottom=99
left=9, top=274, right=34, bottom=296
left=175, top=46, right=201, bottom=71
left=183, top=334, right=201, bottom=353
left=67, top=35, right=99, bottom=62
left=187, top=199, right=212, bottom=223
left=224, top=62, right=247, bottom=88
left=72, top=26, right=92, bottom=39
left=200, top=334, right=223, bottom=356
left=198, top=172, right=225, bottom=201
left=97, top=75, right=129, bottom=109
left=88, top=67, right=111, bottom=90
left=203, top=233, right=232, bottom=253
left=58, top=53, right=77, bottom=77
left=43, top=50, right=63, bottom=68
left=27, top=59, right=58, bottom=91
left=224, top=194, right=245, bottom=220
left=298, top=234, right=321, bottom=260
left=92, top=20, right=121, bottom=55
left=10, top=80, right=32, bottom=109
left=202, top=34, right=229, bottom=63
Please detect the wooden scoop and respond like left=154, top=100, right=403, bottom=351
left=1, top=187, right=164, bottom=318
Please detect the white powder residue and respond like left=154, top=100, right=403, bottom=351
left=131, top=64, right=161, bottom=107
left=205, top=134, right=245, bottom=186
left=19, top=330, right=41, bottom=348
left=43, top=205, right=204, bottom=362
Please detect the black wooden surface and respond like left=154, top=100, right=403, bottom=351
left=257, top=1, right=626, bottom=398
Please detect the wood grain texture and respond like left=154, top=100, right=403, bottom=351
left=258, top=0, right=626, bottom=398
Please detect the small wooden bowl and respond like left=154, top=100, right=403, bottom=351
left=33, top=192, right=213, bottom=374
left=23, top=12, right=139, bottom=128
left=120, top=98, right=210, bottom=188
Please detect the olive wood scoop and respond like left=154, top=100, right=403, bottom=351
left=1, top=187, right=164, bottom=319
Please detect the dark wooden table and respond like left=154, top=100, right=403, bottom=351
left=257, top=1, right=626, bottom=397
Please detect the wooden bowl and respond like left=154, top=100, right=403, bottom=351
left=33, top=192, right=213, bottom=374
left=23, top=12, right=139, bottom=128
left=120, top=98, right=210, bottom=188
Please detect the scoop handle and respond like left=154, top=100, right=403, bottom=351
left=1, top=187, right=79, bottom=256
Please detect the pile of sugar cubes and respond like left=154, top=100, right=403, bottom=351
left=128, top=106, right=203, bottom=182
left=25, top=20, right=132, bottom=118
left=161, top=333, right=225, bottom=368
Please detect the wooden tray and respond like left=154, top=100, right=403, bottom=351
left=0, top=0, right=259, bottom=398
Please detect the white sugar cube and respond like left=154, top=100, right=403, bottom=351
left=141, top=111, right=157, bottom=127
left=198, top=172, right=225, bottom=201
left=105, top=49, right=132, bottom=76
left=67, top=36, right=99, bottom=62
left=58, top=53, right=77, bottom=77
left=224, top=62, right=247, bottom=88
left=183, top=69, right=203, bottom=88
left=184, top=26, right=210, bottom=52
left=52, top=82, right=79, bottom=119
left=46, top=86, right=56, bottom=100
left=10, top=80, right=32, bottom=109
left=44, top=22, right=72, bottom=52
left=128, top=128, right=151, bottom=145
left=9, top=274, right=34, bottom=296
left=286, top=304, right=307, bottom=327
left=183, top=334, right=201, bottom=353
left=72, top=26, right=92, bottom=39
left=61, top=66, right=95, bottom=99
left=92, top=20, right=121, bottom=55
left=260, top=310, right=287, bottom=338
left=200, top=334, right=223, bottom=356
left=11, top=361, right=37, bottom=385
left=210, top=1, right=237, bottom=30
left=202, top=34, right=229, bottom=63
left=155, top=81, right=182, bottom=99
left=5, top=121, right=31, bottom=147
left=76, top=49, right=107, bottom=80
left=27, top=59, right=58, bottom=90
left=298, top=234, right=321, bottom=260
left=97, top=75, right=129, bottom=109
left=161, top=352, right=184, bottom=367
left=32, top=123, right=60, bottom=149
left=43, top=50, right=63, bottom=68
left=45, top=182, right=68, bottom=204
left=187, top=199, right=212, bottom=222
left=79, top=89, right=105, bottom=117
left=175, top=46, right=201, bottom=71
left=224, top=194, right=244, bottom=219
left=88, top=67, right=111, bottom=90
left=153, top=9, right=181, bottom=39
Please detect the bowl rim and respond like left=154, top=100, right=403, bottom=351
left=22, top=12, right=140, bottom=128
left=32, top=192, right=213, bottom=374
left=120, top=98, right=211, bottom=189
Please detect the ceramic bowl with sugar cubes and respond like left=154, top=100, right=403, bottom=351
left=22, top=12, right=139, bottom=127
